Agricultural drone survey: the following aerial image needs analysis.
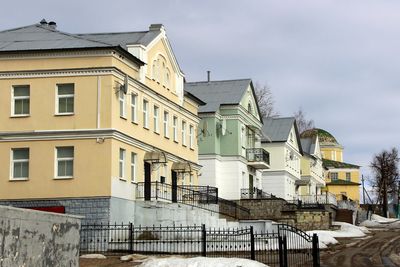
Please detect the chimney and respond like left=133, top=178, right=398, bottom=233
left=149, top=24, right=164, bottom=32
left=40, top=19, right=47, bottom=25
left=48, top=21, right=57, bottom=29
left=207, top=71, right=211, bottom=82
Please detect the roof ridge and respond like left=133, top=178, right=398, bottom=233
left=186, top=78, right=251, bottom=84
left=0, top=23, right=39, bottom=33
left=77, top=30, right=149, bottom=36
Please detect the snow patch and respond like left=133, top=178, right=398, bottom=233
left=80, top=254, right=107, bottom=259
left=138, top=257, right=269, bottom=267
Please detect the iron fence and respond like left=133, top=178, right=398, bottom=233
left=241, top=188, right=276, bottom=199
left=80, top=223, right=320, bottom=267
left=136, top=182, right=250, bottom=220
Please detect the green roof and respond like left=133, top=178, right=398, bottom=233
left=326, top=179, right=361, bottom=186
left=301, top=128, right=339, bottom=145
left=323, top=159, right=360, bottom=169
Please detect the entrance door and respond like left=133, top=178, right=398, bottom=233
left=249, top=174, right=254, bottom=198
left=171, top=171, right=178, bottom=203
left=144, top=162, right=151, bottom=201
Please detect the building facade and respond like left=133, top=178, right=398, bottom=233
left=0, top=20, right=203, bottom=223
left=301, top=129, right=360, bottom=202
left=185, top=79, right=270, bottom=200
left=261, top=117, right=303, bottom=200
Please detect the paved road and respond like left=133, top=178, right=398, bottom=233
left=320, top=229, right=400, bottom=267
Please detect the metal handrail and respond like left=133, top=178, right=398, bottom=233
left=240, top=188, right=276, bottom=199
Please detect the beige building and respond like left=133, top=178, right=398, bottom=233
left=0, top=20, right=203, bottom=223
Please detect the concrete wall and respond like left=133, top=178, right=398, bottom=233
left=0, top=205, right=81, bottom=267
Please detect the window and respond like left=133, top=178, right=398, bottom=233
left=143, top=100, right=149, bottom=128
left=131, top=152, right=136, bottom=182
left=330, top=172, right=338, bottom=180
left=163, top=111, right=169, bottom=138
left=181, top=121, right=187, bottom=146
left=56, top=147, right=74, bottom=178
left=346, top=172, right=351, bottom=181
left=119, top=148, right=126, bottom=179
left=11, top=148, right=29, bottom=179
left=165, top=69, right=171, bottom=88
left=189, top=125, right=194, bottom=149
left=12, top=85, right=30, bottom=116
left=153, top=106, right=159, bottom=133
left=248, top=101, right=252, bottom=114
left=57, top=84, right=74, bottom=114
left=173, top=116, right=178, bottom=142
left=131, top=94, right=137, bottom=123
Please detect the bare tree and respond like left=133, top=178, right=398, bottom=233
left=293, top=107, right=314, bottom=134
left=254, top=82, right=279, bottom=119
left=370, top=147, right=400, bottom=217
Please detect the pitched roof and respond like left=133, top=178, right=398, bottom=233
left=326, top=179, right=361, bottom=186
left=184, top=79, right=252, bottom=113
left=300, top=137, right=316, bottom=156
left=0, top=20, right=162, bottom=65
left=261, top=117, right=296, bottom=142
left=323, top=158, right=360, bottom=169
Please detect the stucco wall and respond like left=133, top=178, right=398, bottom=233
left=0, top=205, right=81, bottom=267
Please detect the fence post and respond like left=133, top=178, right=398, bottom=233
left=278, top=236, right=284, bottom=267
left=312, top=233, right=320, bottom=267
left=155, top=181, right=158, bottom=200
left=201, top=224, right=207, bottom=257
left=129, top=222, right=133, bottom=253
left=250, top=226, right=255, bottom=260
left=283, top=235, right=288, bottom=267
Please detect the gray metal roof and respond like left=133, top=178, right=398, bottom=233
left=300, top=137, right=316, bottom=156
left=0, top=21, right=160, bottom=52
left=261, top=117, right=296, bottom=142
left=184, top=79, right=252, bottom=113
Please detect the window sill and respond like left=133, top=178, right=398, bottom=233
left=173, top=140, right=179, bottom=144
left=190, top=147, right=195, bottom=151
left=154, top=131, right=160, bottom=135
left=54, top=177, right=74, bottom=180
left=182, top=144, right=187, bottom=147
left=164, top=136, right=170, bottom=140
left=10, top=114, right=30, bottom=118
left=120, top=116, right=127, bottom=120
left=9, top=178, right=28, bottom=181
left=119, top=178, right=127, bottom=182
left=55, top=113, right=74, bottom=116
left=131, top=121, right=138, bottom=125
left=143, top=126, right=150, bottom=130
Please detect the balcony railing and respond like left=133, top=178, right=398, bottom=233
left=297, top=192, right=338, bottom=206
left=241, top=188, right=276, bottom=199
left=136, top=182, right=250, bottom=220
left=246, top=148, right=270, bottom=169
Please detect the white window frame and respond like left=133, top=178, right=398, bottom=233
left=153, top=105, right=160, bottom=133
left=131, top=93, right=138, bottom=123
left=346, top=172, right=351, bottom=181
left=173, top=116, right=178, bottom=142
left=10, top=148, right=29, bottom=180
left=55, top=147, right=74, bottom=179
left=181, top=120, right=187, bottom=146
left=189, top=125, right=194, bottom=149
left=143, top=99, right=149, bottom=129
left=11, top=85, right=30, bottom=117
left=119, top=148, right=126, bottom=180
left=119, top=89, right=126, bottom=118
left=56, top=84, right=75, bottom=115
left=330, top=172, right=338, bottom=180
left=163, top=111, right=169, bottom=138
left=131, top=152, right=136, bottom=182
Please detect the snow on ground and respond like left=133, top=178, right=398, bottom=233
left=360, top=214, right=400, bottom=229
left=307, top=221, right=368, bottom=249
left=138, top=257, right=269, bottom=267
left=80, top=254, right=107, bottom=259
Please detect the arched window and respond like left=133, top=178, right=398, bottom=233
left=165, top=68, right=171, bottom=88
left=152, top=60, right=158, bottom=80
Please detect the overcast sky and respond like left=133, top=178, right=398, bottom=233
left=1, top=0, right=399, bottom=180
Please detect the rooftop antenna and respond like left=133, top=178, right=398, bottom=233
left=207, top=71, right=210, bottom=82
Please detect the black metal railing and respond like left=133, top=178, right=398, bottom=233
left=136, top=182, right=249, bottom=220
left=80, top=223, right=320, bottom=267
left=284, top=200, right=325, bottom=210
left=246, top=148, right=270, bottom=165
left=241, top=188, right=276, bottom=199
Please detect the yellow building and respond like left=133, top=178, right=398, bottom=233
left=301, top=129, right=360, bottom=203
left=0, top=20, right=203, bottom=223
